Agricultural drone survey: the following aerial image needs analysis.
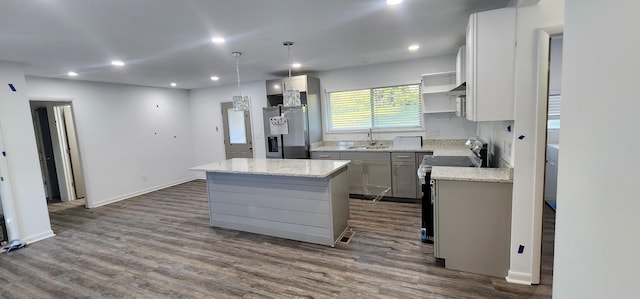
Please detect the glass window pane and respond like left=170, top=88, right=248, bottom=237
left=329, top=89, right=371, bottom=130
left=227, top=108, right=247, bottom=144
left=372, top=85, right=421, bottom=128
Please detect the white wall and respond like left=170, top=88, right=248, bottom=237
left=548, top=35, right=563, bottom=95
left=477, top=120, right=514, bottom=167
left=26, top=77, right=195, bottom=208
left=189, top=80, right=267, bottom=173
left=317, top=55, right=477, bottom=141
left=0, top=63, right=53, bottom=244
left=554, top=1, right=640, bottom=297
left=506, top=0, right=564, bottom=284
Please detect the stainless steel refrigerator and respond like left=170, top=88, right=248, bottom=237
left=263, top=106, right=310, bottom=159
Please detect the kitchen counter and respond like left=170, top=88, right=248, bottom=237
left=311, top=139, right=471, bottom=156
left=191, top=158, right=350, bottom=247
left=191, top=158, right=350, bottom=178
left=431, top=166, right=513, bottom=183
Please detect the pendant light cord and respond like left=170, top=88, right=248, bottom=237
left=284, top=41, right=294, bottom=86
left=233, top=52, right=242, bottom=97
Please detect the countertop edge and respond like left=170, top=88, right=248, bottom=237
left=431, top=166, right=513, bottom=184
left=190, top=160, right=350, bottom=178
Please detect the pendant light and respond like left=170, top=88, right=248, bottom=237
left=232, top=51, right=250, bottom=111
left=283, top=41, right=301, bottom=107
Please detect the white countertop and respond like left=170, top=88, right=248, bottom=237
left=431, top=166, right=513, bottom=183
left=311, top=143, right=471, bottom=156
left=190, top=158, right=350, bottom=178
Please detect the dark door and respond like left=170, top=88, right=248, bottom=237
left=36, top=108, right=60, bottom=202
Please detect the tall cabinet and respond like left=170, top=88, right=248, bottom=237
left=465, top=8, right=516, bottom=121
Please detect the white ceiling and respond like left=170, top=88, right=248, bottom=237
left=0, top=0, right=509, bottom=89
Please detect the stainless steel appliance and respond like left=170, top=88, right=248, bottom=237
left=264, top=106, right=310, bottom=159
left=417, top=137, right=488, bottom=243
left=264, top=75, right=322, bottom=159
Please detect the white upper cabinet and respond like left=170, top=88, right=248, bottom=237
left=465, top=8, right=516, bottom=121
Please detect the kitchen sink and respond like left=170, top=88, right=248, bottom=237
left=347, top=145, right=389, bottom=150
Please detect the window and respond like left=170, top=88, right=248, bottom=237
left=547, top=94, right=561, bottom=129
left=327, top=84, right=421, bottom=131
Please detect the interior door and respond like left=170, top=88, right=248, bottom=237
left=221, top=102, right=253, bottom=159
left=61, top=105, right=86, bottom=199
left=33, top=107, right=60, bottom=202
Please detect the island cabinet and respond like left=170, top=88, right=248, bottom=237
left=191, top=158, right=350, bottom=247
left=465, top=7, right=516, bottom=121
left=339, top=152, right=391, bottom=197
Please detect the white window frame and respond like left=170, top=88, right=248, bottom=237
left=325, top=84, right=423, bottom=133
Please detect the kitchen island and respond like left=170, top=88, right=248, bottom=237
left=191, top=158, right=351, bottom=247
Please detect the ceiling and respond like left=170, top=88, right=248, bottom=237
left=0, top=0, right=510, bottom=89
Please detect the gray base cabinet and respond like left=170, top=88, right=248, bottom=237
left=434, top=179, right=512, bottom=277
left=311, top=150, right=427, bottom=199
left=310, top=151, right=340, bottom=160
left=339, top=152, right=391, bottom=197
left=391, top=153, right=417, bottom=198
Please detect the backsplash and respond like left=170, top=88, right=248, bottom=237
left=477, top=120, right=514, bottom=167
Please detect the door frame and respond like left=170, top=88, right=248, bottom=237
left=532, top=26, right=563, bottom=284
left=30, top=98, right=88, bottom=208
left=221, top=102, right=254, bottom=159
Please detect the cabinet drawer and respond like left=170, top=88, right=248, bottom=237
left=310, top=151, right=340, bottom=160
left=340, top=151, right=389, bottom=161
left=391, top=152, right=416, bottom=162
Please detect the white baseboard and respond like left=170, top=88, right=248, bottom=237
left=88, top=177, right=197, bottom=208
left=506, top=270, right=533, bottom=285
left=22, top=230, right=55, bottom=244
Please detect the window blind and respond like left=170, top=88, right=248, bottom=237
left=328, top=84, right=421, bottom=131
left=372, top=85, right=421, bottom=128
left=548, top=94, right=561, bottom=118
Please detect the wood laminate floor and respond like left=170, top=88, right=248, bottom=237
left=0, top=180, right=554, bottom=298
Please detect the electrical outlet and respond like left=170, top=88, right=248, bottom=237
left=503, top=140, right=507, bottom=154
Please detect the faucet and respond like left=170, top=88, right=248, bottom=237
left=368, top=128, right=377, bottom=145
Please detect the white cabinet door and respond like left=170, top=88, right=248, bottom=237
left=466, top=8, right=516, bottom=121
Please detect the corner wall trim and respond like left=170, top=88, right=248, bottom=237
left=88, top=177, right=198, bottom=208
left=506, top=270, right=533, bottom=285
left=22, top=230, right=55, bottom=244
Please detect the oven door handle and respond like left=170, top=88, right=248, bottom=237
left=430, top=179, right=436, bottom=204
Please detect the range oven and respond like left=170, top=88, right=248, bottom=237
left=417, top=137, right=488, bottom=243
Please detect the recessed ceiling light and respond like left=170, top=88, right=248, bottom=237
left=408, top=44, right=420, bottom=51
left=292, top=62, right=301, bottom=68
left=211, top=37, right=225, bottom=44
left=273, top=84, right=280, bottom=89
left=211, top=76, right=220, bottom=81
left=111, top=60, right=125, bottom=67
left=67, top=71, right=78, bottom=77
left=387, top=0, right=402, bottom=5
left=170, top=82, right=177, bottom=87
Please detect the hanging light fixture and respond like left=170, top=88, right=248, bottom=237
left=283, top=41, right=301, bottom=107
left=232, top=51, right=250, bottom=111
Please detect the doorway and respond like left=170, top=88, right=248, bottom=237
left=221, top=102, right=253, bottom=159
left=532, top=28, right=563, bottom=284
left=30, top=101, right=86, bottom=208
left=544, top=35, right=562, bottom=211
